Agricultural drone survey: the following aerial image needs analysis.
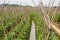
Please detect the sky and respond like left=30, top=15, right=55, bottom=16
left=0, top=0, right=60, bottom=7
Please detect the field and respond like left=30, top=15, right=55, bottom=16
left=0, top=6, right=60, bottom=40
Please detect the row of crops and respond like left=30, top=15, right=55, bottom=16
left=0, top=9, right=32, bottom=40
left=0, top=8, right=60, bottom=40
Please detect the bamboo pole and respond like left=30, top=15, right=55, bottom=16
left=48, top=0, right=55, bottom=14
left=32, top=1, right=50, bottom=40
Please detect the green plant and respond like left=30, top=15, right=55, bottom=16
left=55, top=13, right=60, bottom=23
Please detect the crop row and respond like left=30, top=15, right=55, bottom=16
left=16, top=15, right=31, bottom=40
left=0, top=12, right=31, bottom=40
left=0, top=13, right=23, bottom=38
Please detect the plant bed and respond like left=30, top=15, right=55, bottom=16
left=16, top=15, right=31, bottom=40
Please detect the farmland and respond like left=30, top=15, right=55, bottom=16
left=0, top=5, right=60, bottom=40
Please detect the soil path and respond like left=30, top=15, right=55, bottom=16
left=29, top=21, right=36, bottom=40
left=51, top=22, right=60, bottom=35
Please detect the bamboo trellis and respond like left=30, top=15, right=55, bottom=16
left=32, top=0, right=60, bottom=40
